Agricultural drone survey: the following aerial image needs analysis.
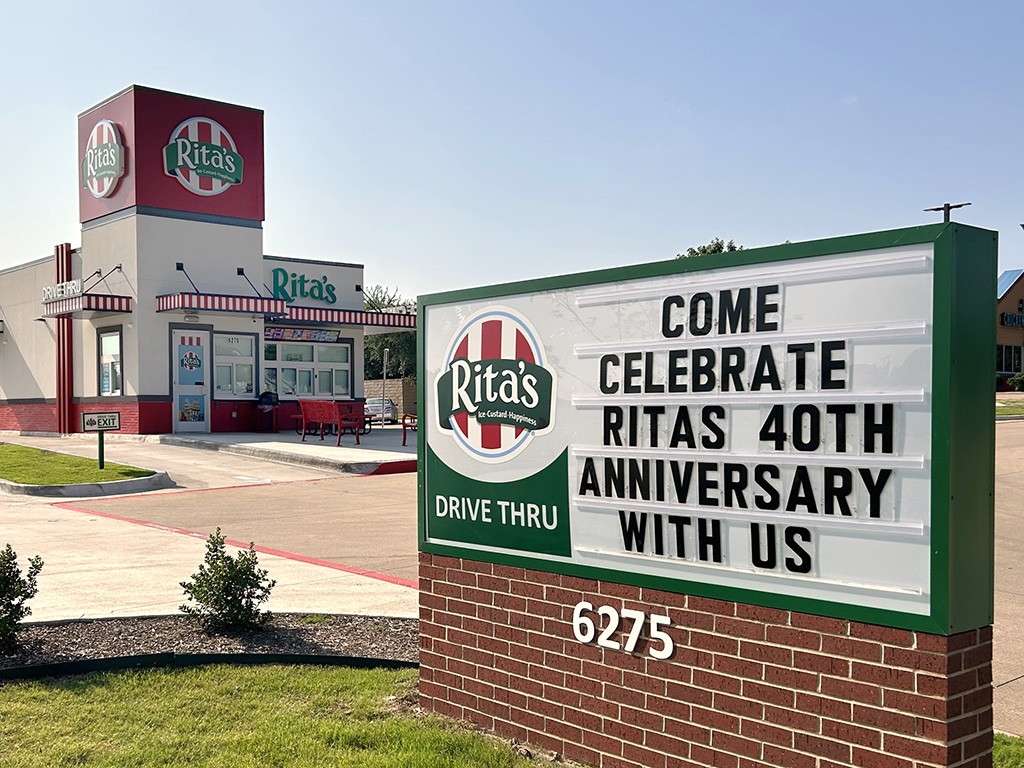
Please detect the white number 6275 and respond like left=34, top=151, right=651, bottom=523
left=571, top=601, right=674, bottom=660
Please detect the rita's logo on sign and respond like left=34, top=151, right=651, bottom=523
left=180, top=352, right=202, bottom=372
left=435, top=307, right=555, bottom=463
left=163, top=117, right=244, bottom=196
left=82, top=119, right=125, bottom=199
left=271, top=267, right=338, bottom=305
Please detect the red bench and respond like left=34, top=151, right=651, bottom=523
left=297, top=400, right=369, bottom=446
left=402, top=412, right=418, bottom=446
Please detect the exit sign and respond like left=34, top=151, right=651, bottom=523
left=82, top=412, right=121, bottom=432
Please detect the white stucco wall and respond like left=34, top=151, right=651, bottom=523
left=0, top=256, right=63, bottom=400
left=5, top=216, right=368, bottom=409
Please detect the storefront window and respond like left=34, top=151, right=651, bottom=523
left=263, top=336, right=352, bottom=400
left=98, top=328, right=122, bottom=396
left=998, top=344, right=1024, bottom=374
left=236, top=364, right=254, bottom=394
left=215, top=336, right=254, bottom=358
left=281, top=343, right=314, bottom=362
left=281, top=368, right=298, bottom=395
left=212, top=333, right=257, bottom=398
left=317, top=345, right=348, bottom=364
left=334, top=370, right=350, bottom=396
left=215, top=364, right=233, bottom=393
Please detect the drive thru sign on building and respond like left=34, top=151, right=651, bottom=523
left=417, top=224, right=996, bottom=768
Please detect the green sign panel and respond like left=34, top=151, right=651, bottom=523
left=419, top=224, right=997, bottom=635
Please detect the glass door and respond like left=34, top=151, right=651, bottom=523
left=172, top=330, right=210, bottom=432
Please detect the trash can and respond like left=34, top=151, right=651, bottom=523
left=256, top=391, right=280, bottom=433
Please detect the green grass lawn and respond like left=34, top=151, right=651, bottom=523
left=0, top=663, right=1018, bottom=767
left=997, top=733, right=1024, bottom=768
left=997, top=403, right=1024, bottom=417
left=0, top=443, right=153, bottom=485
left=0, top=665, right=534, bottom=768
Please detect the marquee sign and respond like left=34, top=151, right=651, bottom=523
left=418, top=224, right=996, bottom=634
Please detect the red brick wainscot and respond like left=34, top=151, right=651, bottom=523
left=418, top=554, right=992, bottom=768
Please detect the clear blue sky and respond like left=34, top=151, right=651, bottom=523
left=2, top=1, right=1022, bottom=299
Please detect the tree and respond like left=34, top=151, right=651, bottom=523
left=363, top=285, right=417, bottom=380
left=676, top=238, right=743, bottom=259
left=363, top=284, right=408, bottom=312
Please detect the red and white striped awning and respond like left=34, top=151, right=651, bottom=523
left=285, top=305, right=416, bottom=328
left=41, top=294, right=133, bottom=318
left=156, top=293, right=289, bottom=315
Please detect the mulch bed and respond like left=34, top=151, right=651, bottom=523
left=0, top=613, right=419, bottom=672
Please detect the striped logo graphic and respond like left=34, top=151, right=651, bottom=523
left=163, top=117, right=244, bottom=196
left=82, top=120, right=124, bottom=199
left=436, top=307, right=555, bottom=463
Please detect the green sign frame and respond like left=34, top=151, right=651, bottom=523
left=418, top=223, right=996, bottom=635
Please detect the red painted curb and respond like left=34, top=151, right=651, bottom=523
left=369, top=460, right=417, bottom=475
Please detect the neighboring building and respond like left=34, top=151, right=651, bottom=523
left=997, top=268, right=1024, bottom=380
left=0, top=85, right=413, bottom=434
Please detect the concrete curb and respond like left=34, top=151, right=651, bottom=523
left=0, top=430, right=417, bottom=476
left=0, top=653, right=418, bottom=682
left=0, top=470, right=174, bottom=497
left=145, top=434, right=407, bottom=475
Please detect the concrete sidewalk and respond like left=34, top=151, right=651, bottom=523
left=0, top=434, right=419, bottom=621
left=6, top=422, right=418, bottom=476
left=154, top=424, right=418, bottom=475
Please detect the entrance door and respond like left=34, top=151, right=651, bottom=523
left=173, top=331, right=210, bottom=433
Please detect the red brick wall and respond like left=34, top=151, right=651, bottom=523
left=1, top=400, right=173, bottom=435
left=211, top=400, right=259, bottom=432
left=137, top=401, right=172, bottom=434
left=0, top=402, right=57, bottom=432
left=73, top=401, right=170, bottom=434
left=419, top=554, right=992, bottom=768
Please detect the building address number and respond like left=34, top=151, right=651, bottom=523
left=571, top=601, right=674, bottom=660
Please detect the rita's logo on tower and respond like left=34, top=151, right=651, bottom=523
left=435, top=307, right=555, bottom=463
left=163, top=117, right=244, bottom=196
left=82, top=120, right=124, bottom=199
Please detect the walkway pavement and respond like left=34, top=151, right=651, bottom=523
left=0, top=431, right=419, bottom=621
left=142, top=421, right=417, bottom=475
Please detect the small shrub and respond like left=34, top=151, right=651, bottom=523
left=1011, top=373, right=1024, bottom=392
left=0, top=544, right=44, bottom=651
left=180, top=528, right=275, bottom=631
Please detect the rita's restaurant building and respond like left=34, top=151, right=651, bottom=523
left=0, top=86, right=413, bottom=435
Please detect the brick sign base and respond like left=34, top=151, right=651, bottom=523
left=419, top=554, right=992, bottom=768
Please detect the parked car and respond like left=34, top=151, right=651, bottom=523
left=365, top=397, right=399, bottom=424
